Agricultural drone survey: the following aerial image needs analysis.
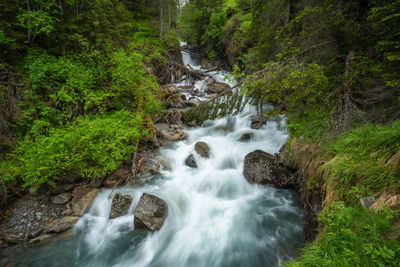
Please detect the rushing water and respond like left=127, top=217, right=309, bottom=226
left=11, top=46, right=304, bottom=267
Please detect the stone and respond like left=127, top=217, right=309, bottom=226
left=155, top=123, right=188, bottom=141
left=185, top=154, right=197, bottom=168
left=29, top=233, right=56, bottom=245
left=165, top=94, right=186, bottom=109
left=200, top=77, right=216, bottom=92
left=163, top=109, right=182, bottom=125
left=103, top=167, right=130, bottom=188
left=29, top=184, right=49, bottom=196
left=89, top=177, right=105, bottom=188
left=360, top=196, right=376, bottom=209
left=46, top=216, right=79, bottom=233
left=205, top=82, right=230, bottom=94
left=166, top=85, right=179, bottom=95
left=48, top=183, right=74, bottom=195
left=134, top=193, right=168, bottom=231
left=51, top=192, right=73, bottom=205
left=64, top=173, right=81, bottom=184
left=195, top=141, right=210, bottom=158
left=4, top=234, right=24, bottom=244
left=243, top=150, right=296, bottom=187
left=250, top=115, right=267, bottom=129
left=186, top=98, right=202, bottom=107
left=110, top=194, right=133, bottom=219
left=71, top=186, right=100, bottom=216
left=29, top=226, right=46, bottom=238
left=239, top=133, right=254, bottom=142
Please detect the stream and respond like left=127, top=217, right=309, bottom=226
left=10, top=45, right=304, bottom=267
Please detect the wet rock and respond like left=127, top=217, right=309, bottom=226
left=110, top=194, right=133, bottom=219
left=89, top=177, right=105, bottom=188
left=243, top=150, right=296, bottom=187
left=134, top=193, right=168, bottom=231
left=185, top=154, right=197, bottom=168
left=155, top=123, right=188, bottom=141
left=46, top=216, right=79, bottom=233
left=165, top=94, right=186, bottom=109
left=360, top=196, right=376, bottom=209
left=51, top=192, right=72, bottom=205
left=239, top=133, right=254, bottom=142
left=29, top=184, right=49, bottom=196
left=205, top=82, right=230, bottom=94
left=165, top=85, right=179, bottom=95
left=48, top=184, right=74, bottom=195
left=250, top=115, right=267, bottom=129
left=29, top=233, right=56, bottom=245
left=195, top=141, right=210, bottom=158
left=186, top=97, right=202, bottom=107
left=64, top=173, right=82, bottom=184
left=201, top=58, right=216, bottom=69
left=103, top=167, right=130, bottom=188
left=200, top=77, right=216, bottom=91
left=4, top=234, right=24, bottom=244
left=163, top=109, right=183, bottom=125
left=29, top=226, right=46, bottom=238
left=71, top=186, right=100, bottom=216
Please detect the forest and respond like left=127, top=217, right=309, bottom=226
left=1, top=0, right=400, bottom=266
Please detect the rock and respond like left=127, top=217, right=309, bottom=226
left=360, top=196, right=376, bottom=209
left=29, top=233, right=56, bottom=245
left=195, top=141, right=210, bottom=158
left=89, top=177, right=105, bottom=188
left=134, top=193, right=168, bottom=231
left=243, top=150, right=296, bottom=187
left=51, top=192, right=72, bottom=205
left=239, top=133, right=254, bottom=142
left=250, top=115, right=267, bottom=129
left=4, top=234, right=24, bottom=244
left=200, top=77, right=216, bottom=91
left=186, top=97, right=202, bottom=107
left=186, top=120, right=199, bottom=127
left=109, top=194, right=133, bottom=219
left=185, top=154, right=197, bottom=168
left=64, top=173, right=81, bottom=184
left=201, top=58, right=216, bottom=69
left=103, top=167, right=130, bottom=188
left=155, top=123, right=188, bottom=141
left=29, top=226, right=46, bottom=238
left=205, top=82, right=230, bottom=94
left=48, top=183, right=74, bottom=195
left=165, top=94, right=186, bottom=109
left=163, top=109, right=183, bottom=125
left=29, top=184, right=49, bottom=196
left=46, top=216, right=79, bottom=233
left=178, top=85, right=195, bottom=90
left=165, top=85, right=179, bottom=95
left=71, top=186, right=100, bottom=216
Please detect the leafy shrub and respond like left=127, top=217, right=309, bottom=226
left=8, top=111, right=145, bottom=188
left=286, top=202, right=400, bottom=267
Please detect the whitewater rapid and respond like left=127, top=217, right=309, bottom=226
left=12, top=45, right=304, bottom=267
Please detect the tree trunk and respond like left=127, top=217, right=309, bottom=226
left=159, top=0, right=163, bottom=40
left=168, top=1, right=171, bottom=30
left=27, top=0, right=31, bottom=42
left=337, top=51, right=355, bottom=132
left=285, top=0, right=291, bottom=25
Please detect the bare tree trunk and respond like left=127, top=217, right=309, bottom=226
left=27, top=0, right=31, bottom=42
left=285, top=0, right=291, bottom=25
left=159, top=0, right=164, bottom=40
left=168, top=0, right=171, bottom=30
left=337, top=51, right=355, bottom=132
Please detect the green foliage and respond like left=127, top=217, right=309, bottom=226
left=202, top=11, right=227, bottom=59
left=323, top=120, right=400, bottom=195
left=7, top=111, right=145, bottom=188
left=286, top=202, right=400, bottom=267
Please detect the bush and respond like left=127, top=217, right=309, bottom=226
left=286, top=202, right=400, bottom=267
left=8, top=110, right=146, bottom=188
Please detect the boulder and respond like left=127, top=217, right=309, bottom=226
left=195, top=142, right=210, bottom=158
left=360, top=197, right=376, bottom=209
left=205, top=82, right=230, bottom=94
left=185, top=154, right=197, bottom=168
left=163, top=109, right=182, bottom=125
left=243, top=150, right=296, bottom=187
left=103, top=167, right=130, bottom=188
left=186, top=98, right=202, bottom=107
left=51, top=192, right=72, bottom=205
left=165, top=94, right=186, bottom=109
left=239, top=133, right=254, bottom=142
left=45, top=216, right=79, bottom=233
left=110, top=194, right=133, bottom=219
left=250, top=115, right=267, bottom=129
left=71, top=186, right=100, bottom=216
left=49, top=184, right=74, bottom=195
left=155, top=123, right=188, bottom=141
left=64, top=173, right=82, bottom=184
left=200, top=77, right=216, bottom=91
left=134, top=193, right=168, bottom=231
left=89, top=177, right=105, bottom=188
left=165, top=85, right=179, bottom=95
